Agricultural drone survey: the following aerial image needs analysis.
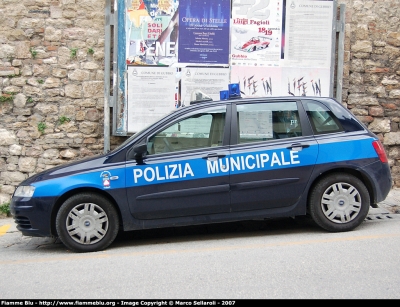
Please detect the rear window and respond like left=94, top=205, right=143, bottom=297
left=304, top=101, right=344, bottom=134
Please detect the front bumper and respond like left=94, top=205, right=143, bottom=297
left=10, top=196, right=57, bottom=237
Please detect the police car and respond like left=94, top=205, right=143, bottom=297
left=10, top=84, right=392, bottom=252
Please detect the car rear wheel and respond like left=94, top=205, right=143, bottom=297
left=56, top=193, right=119, bottom=252
left=308, top=173, right=370, bottom=232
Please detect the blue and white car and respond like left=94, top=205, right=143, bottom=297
left=11, top=87, right=392, bottom=252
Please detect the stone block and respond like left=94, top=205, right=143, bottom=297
left=389, top=90, right=400, bottom=98
left=351, top=41, right=372, bottom=53
left=18, top=157, right=36, bottom=172
left=82, top=81, right=104, bottom=98
left=387, top=32, right=400, bottom=47
left=384, top=132, right=400, bottom=145
left=368, top=118, right=391, bottom=133
left=65, top=84, right=82, bottom=98
left=0, top=129, right=16, bottom=146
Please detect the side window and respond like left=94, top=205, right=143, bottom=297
left=147, top=106, right=226, bottom=155
left=304, top=101, right=343, bottom=134
left=237, top=101, right=301, bottom=144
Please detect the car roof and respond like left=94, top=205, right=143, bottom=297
left=187, top=96, right=337, bottom=108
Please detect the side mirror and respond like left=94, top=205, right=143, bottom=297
left=130, top=143, right=147, bottom=160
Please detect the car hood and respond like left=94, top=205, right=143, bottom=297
left=19, top=154, right=110, bottom=185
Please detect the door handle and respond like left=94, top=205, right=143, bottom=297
left=287, top=143, right=310, bottom=151
left=202, top=152, right=228, bottom=161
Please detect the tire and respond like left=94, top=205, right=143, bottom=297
left=308, top=173, right=370, bottom=232
left=56, top=193, right=119, bottom=252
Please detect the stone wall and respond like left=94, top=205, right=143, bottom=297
left=0, top=0, right=107, bottom=204
left=0, top=0, right=399, bottom=204
left=342, top=0, right=400, bottom=186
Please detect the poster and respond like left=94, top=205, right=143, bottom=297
left=239, top=110, right=273, bottom=139
left=231, top=66, right=282, bottom=97
left=181, top=67, right=230, bottom=105
left=231, top=63, right=329, bottom=97
left=126, top=0, right=179, bottom=66
left=281, top=67, right=330, bottom=97
left=283, top=0, right=334, bottom=67
left=127, top=66, right=177, bottom=132
left=230, top=0, right=333, bottom=97
left=178, top=0, right=231, bottom=64
left=231, top=0, right=283, bottom=66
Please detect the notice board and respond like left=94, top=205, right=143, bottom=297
left=116, top=0, right=337, bottom=134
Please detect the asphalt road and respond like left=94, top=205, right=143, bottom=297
left=1, top=202, right=400, bottom=299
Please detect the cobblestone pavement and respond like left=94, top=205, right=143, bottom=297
left=377, top=188, right=400, bottom=214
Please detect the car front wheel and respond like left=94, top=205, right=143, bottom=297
left=308, top=173, right=370, bottom=232
left=56, top=193, right=119, bottom=252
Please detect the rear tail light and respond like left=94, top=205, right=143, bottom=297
left=372, top=140, right=388, bottom=163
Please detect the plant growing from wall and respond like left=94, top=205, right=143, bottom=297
left=0, top=92, right=14, bottom=104
left=37, top=79, right=44, bottom=84
left=58, top=116, right=71, bottom=125
left=0, top=202, right=10, bottom=217
left=0, top=96, right=13, bottom=104
left=37, top=122, right=47, bottom=134
left=30, top=47, right=38, bottom=59
left=70, top=48, right=78, bottom=58
left=87, top=48, right=94, bottom=55
left=27, top=97, right=33, bottom=103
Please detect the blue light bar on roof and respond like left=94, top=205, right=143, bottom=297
left=220, top=83, right=242, bottom=101
left=220, top=90, right=229, bottom=100
left=229, top=83, right=241, bottom=98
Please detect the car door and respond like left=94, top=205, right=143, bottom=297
left=125, top=104, right=231, bottom=220
left=229, top=100, right=319, bottom=212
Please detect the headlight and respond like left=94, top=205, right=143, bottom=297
left=14, top=185, right=35, bottom=198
